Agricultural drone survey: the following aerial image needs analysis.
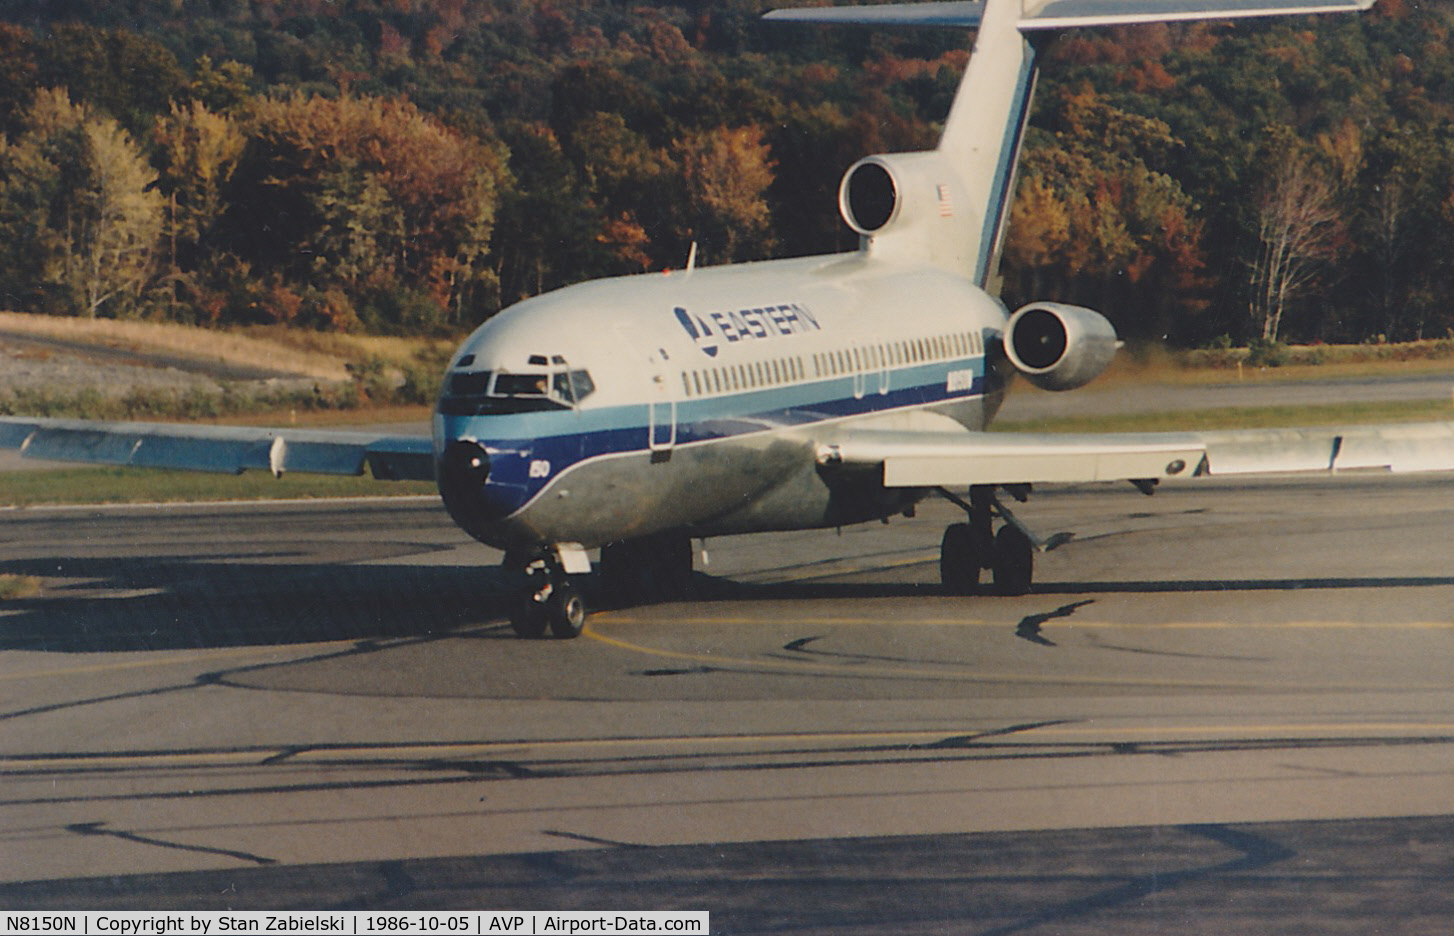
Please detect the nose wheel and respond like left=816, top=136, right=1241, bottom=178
left=508, top=550, right=587, bottom=639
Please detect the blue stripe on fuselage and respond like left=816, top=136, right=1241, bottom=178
left=438, top=357, right=986, bottom=517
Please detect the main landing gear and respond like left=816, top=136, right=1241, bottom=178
left=939, top=485, right=1060, bottom=597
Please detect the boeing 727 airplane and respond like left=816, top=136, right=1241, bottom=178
left=7, top=0, right=1454, bottom=639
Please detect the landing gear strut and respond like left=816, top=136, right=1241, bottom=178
left=938, top=485, right=1039, bottom=596
left=507, top=549, right=587, bottom=639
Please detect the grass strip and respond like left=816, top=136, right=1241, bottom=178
left=0, top=574, right=41, bottom=600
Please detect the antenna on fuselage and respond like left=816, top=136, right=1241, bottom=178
left=686, top=241, right=698, bottom=275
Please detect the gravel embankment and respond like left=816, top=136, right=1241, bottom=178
left=0, top=333, right=333, bottom=401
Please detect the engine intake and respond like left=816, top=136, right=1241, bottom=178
left=838, top=152, right=963, bottom=236
left=841, top=160, right=900, bottom=235
left=1003, top=302, right=1118, bottom=392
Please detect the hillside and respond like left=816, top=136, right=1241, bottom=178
left=0, top=312, right=451, bottom=420
left=0, top=0, right=1450, bottom=348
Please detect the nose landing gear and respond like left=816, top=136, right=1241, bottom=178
left=503, top=532, right=695, bottom=639
left=508, top=548, right=588, bottom=639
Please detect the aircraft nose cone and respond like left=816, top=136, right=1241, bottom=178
left=440, top=439, right=490, bottom=492
left=437, top=440, right=498, bottom=541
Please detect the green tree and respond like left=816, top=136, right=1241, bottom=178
left=1342, top=124, right=1450, bottom=342
left=1004, top=86, right=1209, bottom=340
left=77, top=115, right=164, bottom=317
left=228, top=92, right=508, bottom=330
left=187, top=55, right=259, bottom=116
left=0, top=23, right=37, bottom=136
left=767, top=100, right=870, bottom=258
left=493, top=121, right=604, bottom=303
left=560, top=110, right=672, bottom=272
left=673, top=123, right=775, bottom=265
left=1248, top=150, right=1343, bottom=343
left=35, top=23, right=185, bottom=134
left=152, top=99, right=247, bottom=311
left=0, top=88, right=162, bottom=317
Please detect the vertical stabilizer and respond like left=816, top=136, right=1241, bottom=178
left=765, top=0, right=1375, bottom=289
left=939, top=0, right=1039, bottom=290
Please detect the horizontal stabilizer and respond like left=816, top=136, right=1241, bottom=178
left=763, top=1, right=984, bottom=28
left=1020, top=0, right=1376, bottom=29
left=765, top=0, right=1374, bottom=31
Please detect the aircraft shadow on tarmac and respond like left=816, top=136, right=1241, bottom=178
left=6, top=553, right=1454, bottom=655
left=689, top=572, right=1454, bottom=602
left=0, top=555, right=518, bottom=653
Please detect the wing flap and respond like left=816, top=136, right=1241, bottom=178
left=823, top=429, right=1204, bottom=486
left=882, top=438, right=1203, bottom=485
left=0, top=417, right=436, bottom=481
left=1201, top=423, right=1454, bottom=475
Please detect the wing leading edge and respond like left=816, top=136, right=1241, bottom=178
left=823, top=422, right=1454, bottom=488
left=0, top=417, right=435, bottom=481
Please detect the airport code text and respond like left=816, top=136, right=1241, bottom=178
left=3, top=913, right=709, bottom=935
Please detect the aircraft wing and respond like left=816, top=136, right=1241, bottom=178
left=0, top=416, right=436, bottom=481
left=819, top=422, right=1454, bottom=487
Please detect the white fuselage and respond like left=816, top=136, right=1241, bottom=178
left=432, top=252, right=1012, bottom=552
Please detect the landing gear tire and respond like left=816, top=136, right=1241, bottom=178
left=992, top=525, right=1034, bottom=597
left=940, top=523, right=984, bottom=595
left=506, top=548, right=588, bottom=640
left=547, top=581, right=587, bottom=639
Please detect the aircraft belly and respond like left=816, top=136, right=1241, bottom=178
left=499, top=392, right=993, bottom=546
left=508, top=432, right=814, bottom=548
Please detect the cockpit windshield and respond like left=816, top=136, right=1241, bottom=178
left=437, top=360, right=596, bottom=416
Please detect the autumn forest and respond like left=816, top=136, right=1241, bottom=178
left=0, top=0, right=1451, bottom=349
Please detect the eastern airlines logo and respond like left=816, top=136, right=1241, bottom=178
left=674, top=303, right=821, bottom=358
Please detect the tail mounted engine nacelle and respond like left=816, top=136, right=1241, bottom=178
left=1003, top=302, right=1119, bottom=392
left=839, top=152, right=963, bottom=241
